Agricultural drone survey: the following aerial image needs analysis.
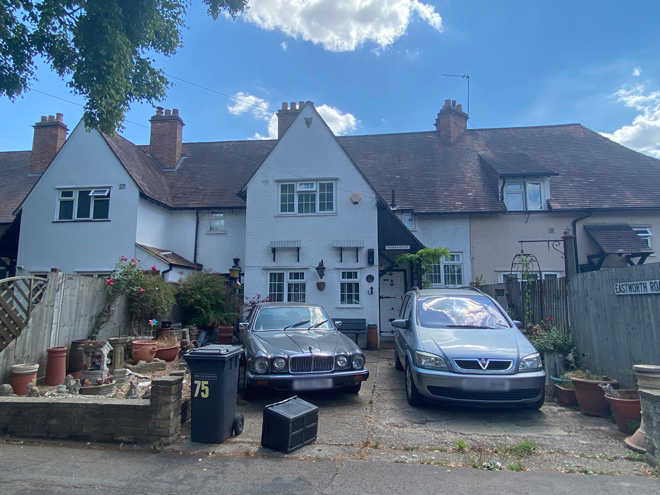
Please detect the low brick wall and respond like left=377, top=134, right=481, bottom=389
left=640, top=388, right=660, bottom=467
left=0, top=376, right=183, bottom=445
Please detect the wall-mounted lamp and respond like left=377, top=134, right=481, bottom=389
left=315, top=260, right=326, bottom=279
left=229, top=258, right=241, bottom=280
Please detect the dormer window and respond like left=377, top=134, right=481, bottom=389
left=504, top=181, right=543, bottom=211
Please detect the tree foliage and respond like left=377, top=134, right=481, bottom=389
left=1, top=0, right=248, bottom=134
left=396, top=247, right=451, bottom=289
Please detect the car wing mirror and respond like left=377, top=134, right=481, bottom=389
left=391, top=318, right=409, bottom=330
left=238, top=321, right=248, bottom=331
left=513, top=320, right=524, bottom=330
left=335, top=320, right=342, bottom=328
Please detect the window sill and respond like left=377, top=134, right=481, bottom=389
left=206, top=231, right=227, bottom=235
left=53, top=219, right=110, bottom=223
left=336, top=304, right=363, bottom=309
left=276, top=212, right=338, bottom=218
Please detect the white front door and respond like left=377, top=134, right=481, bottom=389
left=379, top=270, right=406, bottom=338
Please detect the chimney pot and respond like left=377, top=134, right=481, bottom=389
left=155, top=106, right=164, bottom=116
left=290, top=102, right=297, bottom=111
left=299, top=101, right=305, bottom=109
left=164, top=109, right=171, bottom=116
left=456, top=104, right=462, bottom=112
left=307, top=100, right=314, bottom=107
left=56, top=113, right=63, bottom=122
left=451, top=100, right=456, bottom=107
left=435, top=98, right=468, bottom=144
left=444, top=99, right=451, bottom=108
left=40, top=116, right=47, bottom=122
left=172, top=108, right=179, bottom=116
left=47, top=115, right=55, bottom=121
left=281, top=102, right=288, bottom=110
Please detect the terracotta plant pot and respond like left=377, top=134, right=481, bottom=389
left=11, top=363, right=39, bottom=396
left=571, top=376, right=618, bottom=417
left=131, top=340, right=158, bottom=363
left=155, top=345, right=179, bottom=362
left=554, top=384, right=578, bottom=407
left=45, top=346, right=68, bottom=386
left=605, top=390, right=641, bottom=434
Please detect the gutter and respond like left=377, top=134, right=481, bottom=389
left=194, top=210, right=199, bottom=269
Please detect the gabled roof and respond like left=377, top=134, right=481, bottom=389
left=0, top=151, right=38, bottom=224
left=584, top=224, right=653, bottom=255
left=3, top=115, right=660, bottom=218
left=136, top=243, right=198, bottom=268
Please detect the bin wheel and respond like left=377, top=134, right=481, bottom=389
left=233, top=414, right=244, bottom=436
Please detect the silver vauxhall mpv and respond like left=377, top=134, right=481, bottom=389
left=392, top=287, right=545, bottom=408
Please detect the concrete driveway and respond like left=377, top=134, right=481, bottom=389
left=168, top=349, right=654, bottom=478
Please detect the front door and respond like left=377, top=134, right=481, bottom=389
left=379, top=270, right=406, bottom=339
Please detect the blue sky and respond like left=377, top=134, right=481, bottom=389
left=2, top=0, right=660, bottom=158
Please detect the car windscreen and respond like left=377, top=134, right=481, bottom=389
left=417, top=295, right=510, bottom=329
left=253, top=307, right=333, bottom=331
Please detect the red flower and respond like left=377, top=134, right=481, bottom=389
left=140, top=288, right=145, bottom=293
left=151, top=265, right=157, bottom=271
left=106, top=278, right=114, bottom=286
left=121, top=255, right=127, bottom=261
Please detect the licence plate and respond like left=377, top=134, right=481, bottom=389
left=292, top=378, right=333, bottom=391
left=461, top=379, right=511, bottom=392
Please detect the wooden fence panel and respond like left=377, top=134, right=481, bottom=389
left=567, top=263, right=660, bottom=387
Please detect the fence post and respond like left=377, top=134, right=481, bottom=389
left=563, top=234, right=577, bottom=278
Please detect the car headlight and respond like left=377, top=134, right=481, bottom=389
left=272, top=357, right=287, bottom=372
left=351, top=354, right=365, bottom=370
left=414, top=351, right=448, bottom=370
left=518, top=353, right=542, bottom=372
left=336, top=355, right=349, bottom=369
left=253, top=357, right=269, bottom=374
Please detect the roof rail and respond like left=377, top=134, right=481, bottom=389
left=457, top=285, right=486, bottom=295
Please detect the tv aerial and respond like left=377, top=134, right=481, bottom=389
left=441, top=73, right=470, bottom=116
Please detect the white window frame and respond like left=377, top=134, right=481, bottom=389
left=427, top=252, right=464, bottom=287
left=402, top=212, right=415, bottom=230
left=56, top=187, right=111, bottom=221
left=339, top=270, right=361, bottom=306
left=268, top=271, right=307, bottom=302
left=504, top=180, right=544, bottom=211
left=209, top=211, right=226, bottom=233
left=279, top=181, right=336, bottom=215
left=633, top=227, right=653, bottom=251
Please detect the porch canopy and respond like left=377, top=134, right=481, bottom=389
left=583, top=224, right=653, bottom=271
left=377, top=203, right=424, bottom=272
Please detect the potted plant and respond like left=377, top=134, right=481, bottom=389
left=176, top=270, right=240, bottom=345
left=527, top=317, right=576, bottom=381
left=602, top=387, right=641, bottom=434
left=552, top=372, right=578, bottom=407
left=567, top=369, right=619, bottom=417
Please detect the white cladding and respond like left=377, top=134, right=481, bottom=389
left=243, top=104, right=379, bottom=324
left=17, top=125, right=140, bottom=274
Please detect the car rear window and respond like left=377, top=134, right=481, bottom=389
left=417, top=295, right=509, bottom=329
left=253, top=307, right=333, bottom=331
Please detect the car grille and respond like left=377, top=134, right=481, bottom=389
left=427, top=386, right=540, bottom=401
left=290, top=355, right=334, bottom=373
left=453, top=359, right=513, bottom=371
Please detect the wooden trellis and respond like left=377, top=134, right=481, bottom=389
left=0, top=276, right=47, bottom=352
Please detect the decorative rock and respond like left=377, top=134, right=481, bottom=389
left=27, top=383, right=40, bottom=397
left=0, top=384, right=16, bottom=396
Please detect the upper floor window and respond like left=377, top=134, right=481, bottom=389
left=633, top=227, right=653, bottom=250
left=402, top=213, right=415, bottom=229
left=209, top=211, right=226, bottom=233
left=279, top=181, right=335, bottom=215
left=504, top=181, right=543, bottom=211
left=427, top=253, right=464, bottom=287
left=269, top=271, right=306, bottom=302
left=58, top=188, right=110, bottom=221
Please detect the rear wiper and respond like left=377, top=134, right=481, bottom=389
left=283, top=320, right=310, bottom=330
left=446, top=324, right=493, bottom=329
left=309, top=319, right=328, bottom=329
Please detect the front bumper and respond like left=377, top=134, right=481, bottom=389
left=411, top=364, right=545, bottom=405
left=247, top=368, right=369, bottom=392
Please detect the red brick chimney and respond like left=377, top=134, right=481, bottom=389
left=30, top=113, right=68, bottom=174
left=149, top=107, right=184, bottom=168
left=434, top=99, right=468, bottom=143
left=276, top=101, right=306, bottom=139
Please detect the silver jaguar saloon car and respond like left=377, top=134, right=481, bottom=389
left=392, top=288, right=545, bottom=408
left=238, top=303, right=369, bottom=398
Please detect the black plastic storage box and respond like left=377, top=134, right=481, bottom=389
left=183, top=344, right=244, bottom=443
left=261, top=396, right=318, bottom=453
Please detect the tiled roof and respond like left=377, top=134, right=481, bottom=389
left=0, top=151, right=38, bottom=224
left=136, top=243, right=198, bottom=268
left=584, top=224, right=653, bottom=255
left=4, top=120, right=660, bottom=219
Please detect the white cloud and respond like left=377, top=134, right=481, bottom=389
left=241, top=0, right=443, bottom=52
left=633, top=67, right=642, bottom=77
left=602, top=83, right=660, bottom=158
left=280, top=41, right=288, bottom=51
left=227, top=92, right=272, bottom=121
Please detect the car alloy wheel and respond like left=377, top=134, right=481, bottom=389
left=405, top=361, right=423, bottom=406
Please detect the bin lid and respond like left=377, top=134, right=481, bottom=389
left=183, top=344, right=243, bottom=361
